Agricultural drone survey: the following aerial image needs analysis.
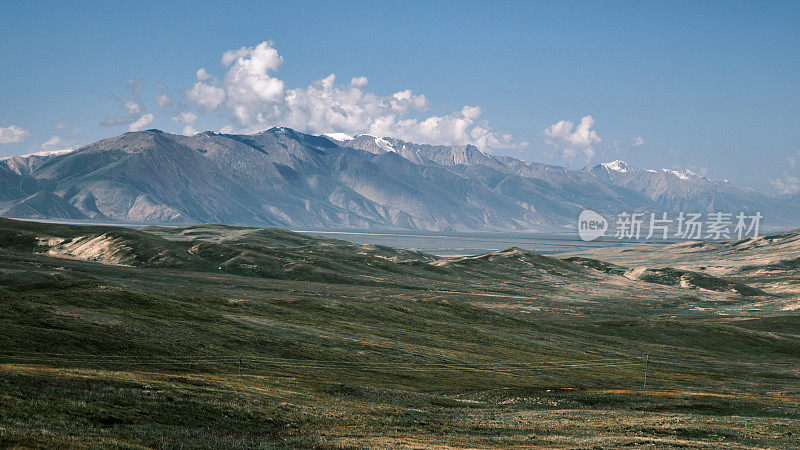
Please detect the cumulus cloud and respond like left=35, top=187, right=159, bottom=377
left=196, top=68, right=212, bottom=81
left=182, top=41, right=515, bottom=150
left=185, top=81, right=226, bottom=110
left=128, top=113, right=154, bottom=132
left=102, top=99, right=144, bottom=127
left=633, top=136, right=644, bottom=146
left=0, top=125, right=30, bottom=144
left=173, top=112, right=199, bottom=135
left=771, top=176, right=800, bottom=195
left=155, top=94, right=173, bottom=108
left=770, top=150, right=800, bottom=194
left=172, top=111, right=198, bottom=125
left=123, top=100, right=141, bottom=115
left=389, top=89, right=428, bottom=112
left=222, top=41, right=284, bottom=106
left=42, top=135, right=63, bottom=148
left=543, top=115, right=601, bottom=160
left=350, top=76, right=368, bottom=87
left=786, top=150, right=800, bottom=167
left=125, top=76, right=144, bottom=94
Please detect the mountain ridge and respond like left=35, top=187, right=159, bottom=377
left=1, top=127, right=797, bottom=231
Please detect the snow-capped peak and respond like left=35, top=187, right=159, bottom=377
left=322, top=132, right=354, bottom=142
left=660, top=168, right=695, bottom=181
left=1, top=147, right=76, bottom=161
left=374, top=137, right=396, bottom=153
left=602, top=160, right=629, bottom=173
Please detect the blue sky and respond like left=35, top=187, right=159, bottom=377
left=1, top=0, right=799, bottom=194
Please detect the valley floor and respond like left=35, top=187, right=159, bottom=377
left=0, top=219, right=798, bottom=448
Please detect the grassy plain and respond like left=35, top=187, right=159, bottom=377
left=0, top=218, right=798, bottom=447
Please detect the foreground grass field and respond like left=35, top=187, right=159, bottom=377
left=3, top=363, right=798, bottom=448
left=0, top=218, right=798, bottom=447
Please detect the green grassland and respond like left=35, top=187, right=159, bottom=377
left=0, top=218, right=798, bottom=448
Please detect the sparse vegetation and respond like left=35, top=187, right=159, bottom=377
left=0, top=218, right=798, bottom=447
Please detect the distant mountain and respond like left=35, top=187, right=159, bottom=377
left=585, top=160, right=797, bottom=226
left=0, top=128, right=797, bottom=231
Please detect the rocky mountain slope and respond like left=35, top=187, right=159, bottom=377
left=1, top=128, right=797, bottom=231
left=585, top=160, right=796, bottom=224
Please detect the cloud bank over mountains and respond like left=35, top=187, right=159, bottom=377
left=178, top=41, right=517, bottom=150
left=90, top=40, right=626, bottom=169
left=2, top=40, right=689, bottom=188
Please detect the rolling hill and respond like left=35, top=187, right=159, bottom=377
left=0, top=218, right=798, bottom=446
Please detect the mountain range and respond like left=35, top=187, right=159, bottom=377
left=1, top=127, right=797, bottom=231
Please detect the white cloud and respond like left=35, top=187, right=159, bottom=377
left=771, top=176, right=800, bottom=195
left=56, top=122, right=65, bottom=130
left=280, top=75, right=506, bottom=147
left=103, top=99, right=144, bottom=127
left=196, top=68, right=212, bottom=81
left=633, top=136, right=644, bottom=146
left=0, top=125, right=30, bottom=144
left=185, top=81, right=226, bottom=110
left=155, top=94, right=173, bottom=108
left=350, top=76, right=368, bottom=87
left=181, top=41, right=515, bottom=150
left=786, top=150, right=800, bottom=167
left=222, top=41, right=285, bottom=106
left=543, top=115, right=601, bottom=160
left=42, top=135, right=63, bottom=148
left=124, top=100, right=142, bottom=115
left=128, top=113, right=154, bottom=132
left=39, top=135, right=79, bottom=153
left=172, top=111, right=198, bottom=125
left=390, top=89, right=428, bottom=112
left=182, top=125, right=199, bottom=136
left=125, top=76, right=144, bottom=94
